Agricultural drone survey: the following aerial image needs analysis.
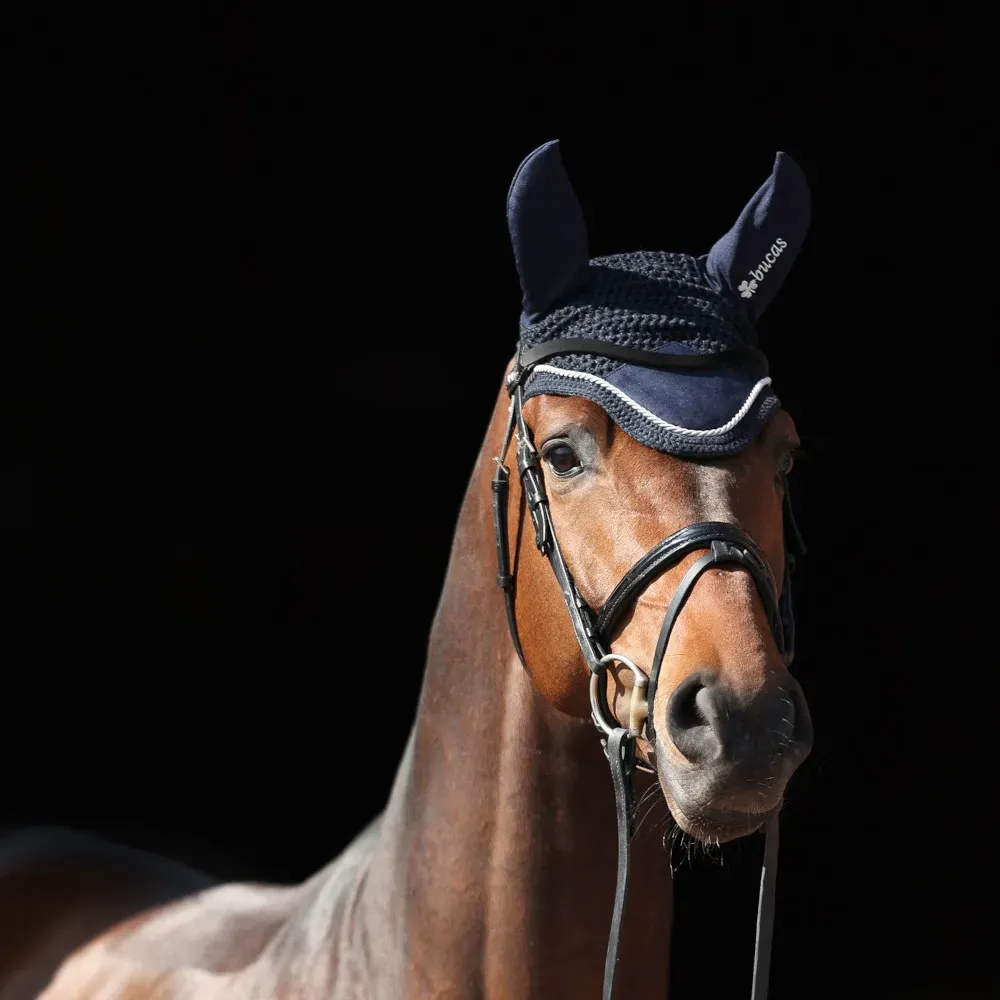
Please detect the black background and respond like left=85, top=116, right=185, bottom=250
left=9, top=8, right=992, bottom=1000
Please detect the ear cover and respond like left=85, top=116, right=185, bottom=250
left=506, top=140, right=590, bottom=325
left=701, top=151, right=811, bottom=321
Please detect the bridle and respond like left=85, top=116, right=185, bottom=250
left=491, top=338, right=806, bottom=1000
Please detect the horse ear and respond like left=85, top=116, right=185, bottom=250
left=701, top=152, right=811, bottom=321
left=506, top=140, right=590, bottom=325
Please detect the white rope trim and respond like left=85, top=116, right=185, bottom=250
left=532, top=365, right=773, bottom=438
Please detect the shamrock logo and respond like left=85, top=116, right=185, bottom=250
left=738, top=278, right=758, bottom=299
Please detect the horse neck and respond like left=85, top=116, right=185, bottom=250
left=353, top=381, right=673, bottom=1000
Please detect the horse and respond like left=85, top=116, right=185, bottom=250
left=0, top=140, right=814, bottom=1000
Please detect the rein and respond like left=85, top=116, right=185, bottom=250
left=490, top=342, right=805, bottom=1000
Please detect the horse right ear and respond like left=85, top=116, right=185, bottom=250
left=701, top=151, right=811, bottom=322
left=506, top=140, right=590, bottom=326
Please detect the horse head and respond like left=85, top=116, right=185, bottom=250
left=497, top=140, right=814, bottom=846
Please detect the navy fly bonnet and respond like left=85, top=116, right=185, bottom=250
left=506, top=140, right=811, bottom=457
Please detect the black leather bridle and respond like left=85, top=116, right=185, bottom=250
left=491, top=340, right=806, bottom=1000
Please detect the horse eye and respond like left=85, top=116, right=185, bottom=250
left=544, top=443, right=582, bottom=477
left=778, top=450, right=795, bottom=478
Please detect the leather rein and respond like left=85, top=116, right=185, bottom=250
left=490, top=341, right=806, bottom=1000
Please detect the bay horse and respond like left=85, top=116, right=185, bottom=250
left=0, top=141, right=814, bottom=1000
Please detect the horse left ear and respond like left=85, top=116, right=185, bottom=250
left=701, top=152, right=811, bottom=321
left=506, top=140, right=591, bottom=325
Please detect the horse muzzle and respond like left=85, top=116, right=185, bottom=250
left=653, top=669, right=813, bottom=841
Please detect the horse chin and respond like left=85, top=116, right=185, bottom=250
left=658, top=780, right=783, bottom=845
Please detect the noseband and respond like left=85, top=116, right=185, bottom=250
left=490, top=341, right=806, bottom=1000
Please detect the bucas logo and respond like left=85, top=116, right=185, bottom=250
left=737, top=237, right=787, bottom=299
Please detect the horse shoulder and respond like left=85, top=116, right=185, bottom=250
left=39, top=818, right=384, bottom=1000
left=92, top=881, right=300, bottom=972
left=39, top=883, right=298, bottom=1000
left=38, top=944, right=224, bottom=1000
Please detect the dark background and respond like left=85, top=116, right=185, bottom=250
left=9, top=8, right=991, bottom=1000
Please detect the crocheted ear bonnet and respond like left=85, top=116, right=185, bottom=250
left=506, top=140, right=811, bottom=458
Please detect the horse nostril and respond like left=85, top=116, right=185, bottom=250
left=665, top=672, right=722, bottom=764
